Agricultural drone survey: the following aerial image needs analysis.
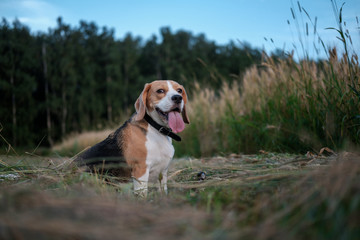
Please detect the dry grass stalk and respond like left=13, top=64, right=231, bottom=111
left=52, top=129, right=114, bottom=153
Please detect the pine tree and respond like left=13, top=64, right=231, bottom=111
left=0, top=19, right=38, bottom=146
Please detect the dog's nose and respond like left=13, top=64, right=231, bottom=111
left=171, top=95, right=183, bottom=104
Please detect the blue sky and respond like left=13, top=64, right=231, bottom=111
left=0, top=0, right=359, bottom=59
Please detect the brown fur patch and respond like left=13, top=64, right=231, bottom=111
left=145, top=81, right=169, bottom=111
left=122, top=119, right=149, bottom=179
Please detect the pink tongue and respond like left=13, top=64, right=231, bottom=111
left=168, top=111, right=185, bottom=133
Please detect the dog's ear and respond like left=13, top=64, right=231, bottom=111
left=135, top=83, right=151, bottom=121
left=182, top=105, right=190, bottom=124
left=181, top=87, right=190, bottom=124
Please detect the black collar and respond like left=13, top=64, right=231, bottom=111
left=144, top=113, right=181, bottom=142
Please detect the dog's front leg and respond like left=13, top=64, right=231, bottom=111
left=133, top=167, right=149, bottom=198
left=158, top=169, right=168, bottom=195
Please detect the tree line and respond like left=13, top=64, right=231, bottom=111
left=0, top=17, right=263, bottom=148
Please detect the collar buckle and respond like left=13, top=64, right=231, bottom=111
left=158, top=127, right=170, bottom=136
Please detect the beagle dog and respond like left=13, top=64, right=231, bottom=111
left=75, top=80, right=189, bottom=196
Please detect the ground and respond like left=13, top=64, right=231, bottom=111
left=0, top=151, right=359, bottom=239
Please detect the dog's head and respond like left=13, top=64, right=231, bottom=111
left=134, top=80, right=190, bottom=133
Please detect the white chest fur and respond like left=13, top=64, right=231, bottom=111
left=145, top=126, right=175, bottom=182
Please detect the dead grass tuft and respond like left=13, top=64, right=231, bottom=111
left=52, top=129, right=114, bottom=155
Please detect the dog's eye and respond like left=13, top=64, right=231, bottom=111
left=177, top=88, right=183, bottom=94
left=156, top=89, right=165, bottom=94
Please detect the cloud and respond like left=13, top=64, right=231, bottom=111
left=20, top=0, right=53, bottom=11
left=18, top=17, right=54, bottom=28
left=0, top=0, right=63, bottom=32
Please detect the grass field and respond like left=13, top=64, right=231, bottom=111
left=1, top=150, right=359, bottom=239
left=1, top=2, right=359, bottom=239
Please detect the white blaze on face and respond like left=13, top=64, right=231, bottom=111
left=167, top=81, right=185, bottom=111
left=155, top=81, right=183, bottom=112
left=166, top=80, right=178, bottom=97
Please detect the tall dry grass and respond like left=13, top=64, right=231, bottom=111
left=175, top=48, right=360, bottom=156
left=176, top=81, right=243, bottom=156
left=175, top=2, right=360, bottom=156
